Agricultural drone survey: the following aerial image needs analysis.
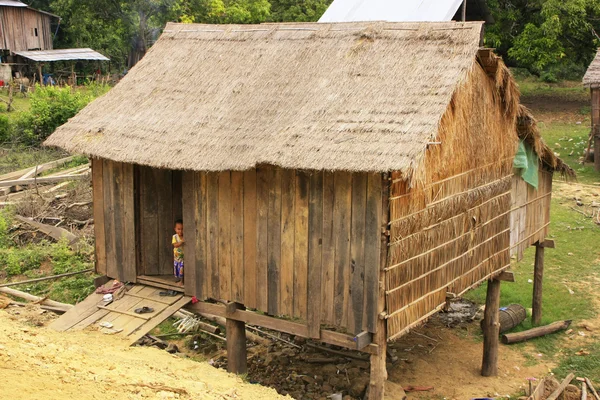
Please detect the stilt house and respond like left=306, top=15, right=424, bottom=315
left=45, top=21, right=572, bottom=398
left=584, top=49, right=600, bottom=172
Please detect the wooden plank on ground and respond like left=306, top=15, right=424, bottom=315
left=307, top=171, right=323, bottom=338
left=218, top=171, right=232, bottom=301
left=256, top=167, right=269, bottom=312
left=321, top=171, right=335, bottom=325
left=280, top=169, right=295, bottom=316
left=128, top=296, right=192, bottom=345
left=364, top=173, right=382, bottom=333
left=293, top=171, right=309, bottom=320
left=349, top=173, right=367, bottom=334
left=267, top=167, right=282, bottom=316
left=182, top=171, right=197, bottom=296
left=333, top=171, right=352, bottom=328
left=206, top=172, right=220, bottom=299
left=243, top=169, right=257, bottom=309
left=91, top=158, right=106, bottom=275
left=231, top=171, right=244, bottom=303
left=49, top=280, right=114, bottom=331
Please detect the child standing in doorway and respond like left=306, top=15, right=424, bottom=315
left=172, top=219, right=184, bottom=286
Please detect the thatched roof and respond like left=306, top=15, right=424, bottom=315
left=517, top=105, right=575, bottom=178
left=46, top=21, right=489, bottom=173
left=583, top=49, right=600, bottom=87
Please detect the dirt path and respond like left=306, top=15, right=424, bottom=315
left=0, top=307, right=287, bottom=400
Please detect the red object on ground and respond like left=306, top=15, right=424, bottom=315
left=191, top=296, right=198, bottom=304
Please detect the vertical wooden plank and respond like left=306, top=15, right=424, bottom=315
left=349, top=173, right=367, bottom=334
left=102, top=161, right=117, bottom=279
left=333, top=171, right=352, bottom=328
left=307, top=171, right=323, bottom=338
left=256, top=167, right=269, bottom=312
left=172, top=170, right=183, bottom=221
left=157, top=169, right=174, bottom=276
left=293, top=171, right=309, bottom=320
left=231, top=171, right=244, bottom=303
left=280, top=169, right=295, bottom=317
left=121, top=163, right=136, bottom=283
left=365, top=173, right=383, bottom=333
left=243, top=169, right=257, bottom=309
left=321, top=171, right=335, bottom=325
left=140, top=167, right=159, bottom=276
left=206, top=173, right=220, bottom=300
left=195, top=173, right=207, bottom=299
left=91, top=158, right=106, bottom=276
left=267, top=167, right=282, bottom=316
left=182, top=171, right=197, bottom=296
left=218, top=171, right=232, bottom=301
left=112, top=162, right=125, bottom=282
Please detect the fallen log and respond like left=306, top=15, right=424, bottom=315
left=501, top=320, right=571, bottom=344
left=0, top=286, right=73, bottom=311
left=0, top=173, right=89, bottom=187
left=15, top=215, right=80, bottom=250
left=546, top=373, right=575, bottom=400
left=0, top=156, right=77, bottom=183
left=586, top=378, right=600, bottom=400
left=0, top=268, right=93, bottom=288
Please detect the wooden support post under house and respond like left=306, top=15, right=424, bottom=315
left=70, top=63, right=76, bottom=86
left=38, top=64, right=43, bottom=86
left=532, top=241, right=545, bottom=326
left=225, top=302, right=247, bottom=374
left=368, top=173, right=389, bottom=400
left=481, top=278, right=501, bottom=377
left=461, top=0, right=467, bottom=21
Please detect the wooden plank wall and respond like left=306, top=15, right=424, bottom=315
left=510, top=169, right=553, bottom=261
left=0, top=7, right=53, bottom=52
left=182, top=167, right=383, bottom=335
left=137, top=166, right=183, bottom=276
left=592, top=88, right=600, bottom=172
left=91, top=159, right=136, bottom=282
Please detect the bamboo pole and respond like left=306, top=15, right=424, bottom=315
left=0, top=269, right=93, bottom=288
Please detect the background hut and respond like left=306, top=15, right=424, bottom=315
left=45, top=21, right=572, bottom=398
left=584, top=49, right=600, bottom=172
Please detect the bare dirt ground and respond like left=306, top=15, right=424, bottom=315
left=0, top=306, right=286, bottom=400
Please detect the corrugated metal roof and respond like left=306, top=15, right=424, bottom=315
left=14, top=48, right=109, bottom=62
left=319, top=0, right=465, bottom=22
left=0, top=1, right=27, bottom=7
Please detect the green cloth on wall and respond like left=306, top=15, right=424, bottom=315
left=513, top=140, right=539, bottom=189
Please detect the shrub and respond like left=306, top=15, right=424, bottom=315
left=0, top=115, right=11, bottom=142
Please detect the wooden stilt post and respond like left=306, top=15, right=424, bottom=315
left=38, top=64, right=43, bottom=86
left=532, top=242, right=545, bottom=326
left=225, top=303, right=247, bottom=374
left=368, top=172, right=390, bottom=400
left=481, top=278, right=501, bottom=377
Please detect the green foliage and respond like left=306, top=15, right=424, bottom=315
left=5, top=84, right=109, bottom=146
left=487, top=0, right=600, bottom=77
left=269, top=0, right=331, bottom=22
left=0, top=115, right=11, bottom=143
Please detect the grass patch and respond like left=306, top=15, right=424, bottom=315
left=0, top=146, right=68, bottom=175
left=518, top=79, right=589, bottom=104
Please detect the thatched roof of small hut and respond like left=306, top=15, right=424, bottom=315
left=517, top=105, right=575, bottom=178
left=46, top=21, right=489, bottom=174
left=583, top=49, right=600, bottom=88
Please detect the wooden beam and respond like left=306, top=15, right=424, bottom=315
left=496, top=271, right=515, bottom=282
left=353, top=331, right=372, bottom=350
left=540, top=239, right=555, bottom=248
left=187, top=302, right=380, bottom=354
left=546, top=373, right=575, bottom=400
left=481, top=278, right=501, bottom=376
left=0, top=173, right=89, bottom=187
left=226, top=302, right=247, bottom=374
left=532, top=242, right=545, bottom=325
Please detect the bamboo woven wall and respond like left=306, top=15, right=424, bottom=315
left=385, top=64, right=519, bottom=340
left=0, top=7, right=53, bottom=52
left=180, top=167, right=383, bottom=335
left=510, top=169, right=552, bottom=261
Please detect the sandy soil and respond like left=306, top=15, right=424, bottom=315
left=0, top=306, right=287, bottom=400
left=387, top=320, right=554, bottom=399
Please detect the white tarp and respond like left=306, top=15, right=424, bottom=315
left=319, top=0, right=465, bottom=22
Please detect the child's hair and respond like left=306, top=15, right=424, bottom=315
left=174, top=219, right=183, bottom=226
